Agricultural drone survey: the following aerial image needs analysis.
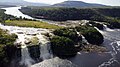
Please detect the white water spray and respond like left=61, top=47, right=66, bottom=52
left=37, top=34, right=53, bottom=60
left=99, top=42, right=120, bottom=67
left=103, top=24, right=114, bottom=31
left=95, top=24, right=120, bottom=67
left=18, top=34, right=35, bottom=67
left=0, top=23, right=53, bottom=67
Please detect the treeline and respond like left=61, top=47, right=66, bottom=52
left=20, top=7, right=106, bottom=21
left=20, top=7, right=120, bottom=28
left=96, top=8, right=120, bottom=19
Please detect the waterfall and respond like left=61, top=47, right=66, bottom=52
left=40, top=42, right=53, bottom=60
left=36, top=34, right=53, bottom=60
left=20, top=46, right=35, bottom=67
left=0, top=23, right=53, bottom=66
left=103, top=24, right=114, bottom=31
left=94, top=27, right=104, bottom=34
left=81, top=35, right=88, bottom=44
left=17, top=34, right=35, bottom=67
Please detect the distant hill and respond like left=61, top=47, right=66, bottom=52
left=0, top=0, right=49, bottom=6
left=52, top=1, right=108, bottom=8
left=0, top=5, right=15, bottom=8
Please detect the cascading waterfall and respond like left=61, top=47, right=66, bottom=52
left=0, top=23, right=53, bottom=67
left=103, top=24, right=114, bottom=31
left=36, top=34, right=53, bottom=60
left=17, top=34, right=35, bottom=67
left=40, top=42, right=53, bottom=60
left=20, top=46, right=35, bottom=67
left=81, top=35, right=88, bottom=44
left=95, top=24, right=120, bottom=67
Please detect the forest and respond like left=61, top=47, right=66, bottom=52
left=20, top=7, right=120, bottom=29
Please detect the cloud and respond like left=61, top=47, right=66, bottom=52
left=24, top=0, right=66, bottom=4
left=24, top=0, right=120, bottom=6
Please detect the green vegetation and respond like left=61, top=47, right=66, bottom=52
left=20, top=7, right=105, bottom=21
left=20, top=7, right=120, bottom=29
left=30, top=37, right=39, bottom=45
left=5, top=20, right=63, bottom=29
left=53, top=28, right=82, bottom=42
left=0, top=9, right=62, bottom=29
left=51, top=28, right=82, bottom=56
left=75, top=25, right=104, bottom=45
left=0, top=29, right=17, bottom=67
left=51, top=36, right=78, bottom=56
left=0, top=9, right=16, bottom=23
left=51, top=25, right=104, bottom=56
left=96, top=8, right=120, bottom=19
left=88, top=21, right=104, bottom=30
left=51, top=26, right=104, bottom=57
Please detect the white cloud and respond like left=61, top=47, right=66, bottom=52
left=24, top=0, right=120, bottom=6
left=24, top=0, right=66, bottom=4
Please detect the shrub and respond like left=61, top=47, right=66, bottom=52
left=51, top=36, right=78, bottom=56
left=76, top=26, right=104, bottom=45
left=53, top=28, right=82, bottom=42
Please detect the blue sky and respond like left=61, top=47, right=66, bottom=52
left=24, top=0, right=120, bottom=6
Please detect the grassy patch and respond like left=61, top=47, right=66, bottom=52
left=5, top=20, right=63, bottom=29
left=30, top=37, right=39, bottom=45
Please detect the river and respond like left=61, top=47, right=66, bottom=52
left=1, top=7, right=120, bottom=67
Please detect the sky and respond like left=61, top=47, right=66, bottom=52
left=24, top=0, right=120, bottom=6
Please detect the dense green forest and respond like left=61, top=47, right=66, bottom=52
left=0, top=29, right=18, bottom=67
left=20, top=7, right=120, bottom=29
left=96, top=8, right=120, bottom=19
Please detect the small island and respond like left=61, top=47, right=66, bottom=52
left=50, top=25, right=105, bottom=57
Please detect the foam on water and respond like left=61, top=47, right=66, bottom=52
left=103, top=24, right=114, bottom=32
left=96, top=25, right=120, bottom=67
left=117, top=41, right=120, bottom=46
left=98, top=42, right=120, bottom=67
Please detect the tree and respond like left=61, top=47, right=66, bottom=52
left=51, top=36, right=78, bottom=56
left=76, top=26, right=104, bottom=45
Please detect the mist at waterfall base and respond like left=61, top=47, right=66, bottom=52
left=1, top=7, right=120, bottom=67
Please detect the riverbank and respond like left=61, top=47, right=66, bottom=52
left=4, top=20, right=63, bottom=29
